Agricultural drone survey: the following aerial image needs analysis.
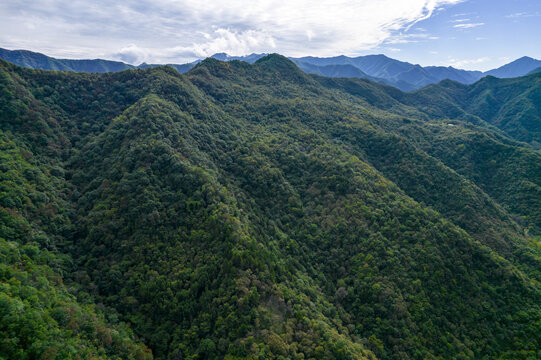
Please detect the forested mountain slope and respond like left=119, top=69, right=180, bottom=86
left=1, top=56, right=540, bottom=360
left=315, top=72, right=541, bottom=233
left=403, top=73, right=541, bottom=148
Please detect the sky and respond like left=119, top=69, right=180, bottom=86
left=0, top=0, right=539, bottom=71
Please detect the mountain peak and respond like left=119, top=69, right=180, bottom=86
left=255, top=53, right=291, bottom=64
left=210, top=52, right=229, bottom=61
left=361, top=53, right=393, bottom=61
left=254, top=54, right=310, bottom=82
left=209, top=52, right=267, bottom=63
left=191, top=57, right=232, bottom=74
left=484, top=56, right=541, bottom=78
left=255, top=53, right=301, bottom=70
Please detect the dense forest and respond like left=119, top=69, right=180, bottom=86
left=0, top=55, right=540, bottom=359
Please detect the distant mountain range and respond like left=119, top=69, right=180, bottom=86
left=292, top=54, right=484, bottom=91
left=213, top=53, right=541, bottom=91
left=1, top=47, right=540, bottom=91
left=0, top=47, right=134, bottom=72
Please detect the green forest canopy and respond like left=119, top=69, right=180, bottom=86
left=0, top=55, right=540, bottom=359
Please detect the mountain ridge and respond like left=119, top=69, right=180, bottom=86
left=485, top=56, right=541, bottom=78
left=1, top=47, right=540, bottom=91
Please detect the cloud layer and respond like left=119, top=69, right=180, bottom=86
left=0, top=0, right=463, bottom=64
left=453, top=22, right=484, bottom=29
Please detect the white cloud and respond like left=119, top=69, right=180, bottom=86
left=112, top=28, right=276, bottom=64
left=453, top=22, right=484, bottom=29
left=114, top=44, right=151, bottom=64
left=452, top=12, right=475, bottom=17
left=505, top=12, right=539, bottom=19
left=506, top=12, right=527, bottom=18
left=385, top=32, right=440, bottom=45
left=386, top=38, right=419, bottom=44
left=0, top=0, right=465, bottom=64
left=448, top=57, right=489, bottom=68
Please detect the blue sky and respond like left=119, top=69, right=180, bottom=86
left=373, top=0, right=541, bottom=70
left=0, top=0, right=539, bottom=70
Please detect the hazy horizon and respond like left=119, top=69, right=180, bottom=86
left=2, top=45, right=539, bottom=73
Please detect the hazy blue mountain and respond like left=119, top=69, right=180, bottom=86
left=137, top=62, right=196, bottom=73
left=136, top=53, right=264, bottom=73
left=424, top=65, right=483, bottom=84
left=295, top=54, right=540, bottom=83
left=168, top=63, right=196, bottom=73
left=349, top=54, right=417, bottom=78
left=1, top=47, right=539, bottom=91
left=293, top=54, right=484, bottom=90
left=290, top=60, right=419, bottom=90
left=210, top=52, right=266, bottom=63
left=529, top=67, right=541, bottom=75
left=292, top=54, right=541, bottom=89
left=0, top=47, right=199, bottom=74
left=290, top=55, right=415, bottom=90
left=293, top=60, right=370, bottom=78
left=0, top=47, right=135, bottom=72
left=485, top=56, right=541, bottom=78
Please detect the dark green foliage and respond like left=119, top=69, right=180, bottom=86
left=1, top=56, right=540, bottom=360
left=317, top=73, right=541, bottom=235
left=0, top=133, right=152, bottom=359
left=405, top=73, right=541, bottom=148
